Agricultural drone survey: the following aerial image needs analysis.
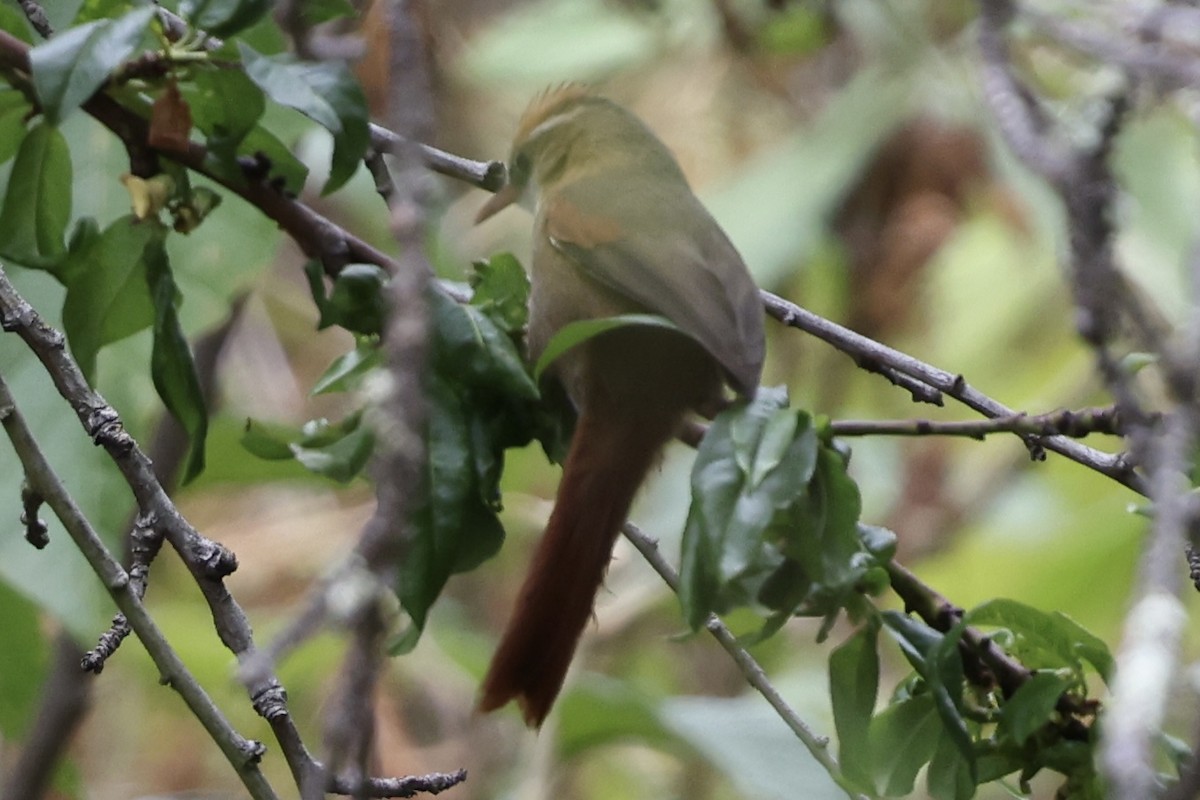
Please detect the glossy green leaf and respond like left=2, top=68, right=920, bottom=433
left=61, top=215, right=158, bottom=381
left=999, top=671, right=1071, bottom=746
left=399, top=373, right=506, bottom=635
left=534, top=313, right=679, bottom=380
left=181, top=0, right=271, bottom=37
left=869, top=693, right=941, bottom=796
left=964, top=599, right=1113, bottom=683
left=184, top=68, right=266, bottom=161
left=680, top=390, right=824, bottom=629
left=145, top=232, right=208, bottom=483
left=321, top=263, right=386, bottom=335
left=829, top=620, right=880, bottom=793
left=189, top=113, right=310, bottom=196
left=0, top=90, right=30, bottom=166
left=28, top=7, right=155, bottom=123
left=430, top=289, right=538, bottom=401
left=312, top=338, right=382, bottom=395
left=238, top=43, right=369, bottom=193
left=469, top=253, right=530, bottom=333
left=0, top=121, right=71, bottom=269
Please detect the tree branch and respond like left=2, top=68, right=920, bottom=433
left=0, top=364, right=276, bottom=800
left=622, top=523, right=868, bottom=800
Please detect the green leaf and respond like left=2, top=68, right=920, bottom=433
left=238, top=43, right=369, bottom=193
left=999, top=671, right=1071, bottom=746
left=534, top=313, right=680, bottom=380
left=829, top=620, right=880, bottom=793
left=312, top=338, right=382, bottom=395
left=181, top=0, right=272, bottom=37
left=869, top=693, right=941, bottom=796
left=240, top=419, right=298, bottom=460
left=316, top=264, right=387, bottom=335
left=61, top=216, right=158, bottom=381
left=145, top=231, right=208, bottom=483
left=963, top=599, right=1113, bottom=683
left=679, top=392, right=823, bottom=629
left=28, top=7, right=155, bottom=123
left=469, top=253, right=530, bottom=333
left=430, top=289, right=538, bottom=401
left=0, top=90, right=30, bottom=166
left=290, top=424, right=374, bottom=482
left=0, top=121, right=72, bottom=269
left=927, top=728, right=977, bottom=800
left=882, top=611, right=977, bottom=782
left=882, top=610, right=941, bottom=673
left=399, top=374, right=506, bottom=635
left=239, top=414, right=374, bottom=482
left=185, top=67, right=266, bottom=160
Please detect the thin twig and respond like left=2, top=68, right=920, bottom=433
left=760, top=290, right=1145, bottom=494
left=0, top=369, right=276, bottom=800
left=622, top=523, right=868, bottom=800
left=830, top=406, right=1125, bottom=439
left=16, top=0, right=53, bottom=38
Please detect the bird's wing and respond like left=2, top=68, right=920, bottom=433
left=544, top=178, right=764, bottom=396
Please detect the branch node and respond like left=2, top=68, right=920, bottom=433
left=189, top=537, right=239, bottom=579
left=1187, top=544, right=1200, bottom=592
left=240, top=738, right=268, bottom=765
left=81, top=613, right=132, bottom=673
left=20, top=479, right=49, bottom=549
left=85, top=405, right=131, bottom=452
left=250, top=679, right=290, bottom=721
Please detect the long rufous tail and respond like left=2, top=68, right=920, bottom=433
left=478, top=402, right=676, bottom=727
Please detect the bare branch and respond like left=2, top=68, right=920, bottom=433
left=16, top=0, right=52, bottom=38
left=622, top=523, right=869, bottom=800
left=0, top=362, right=276, bottom=800
left=830, top=406, right=1126, bottom=439
left=761, top=289, right=1145, bottom=493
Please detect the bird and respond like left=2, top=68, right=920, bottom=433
left=474, top=84, right=765, bottom=727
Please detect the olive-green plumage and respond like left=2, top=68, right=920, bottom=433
left=476, top=85, right=765, bottom=727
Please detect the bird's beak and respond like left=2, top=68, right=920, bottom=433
left=475, top=182, right=521, bottom=224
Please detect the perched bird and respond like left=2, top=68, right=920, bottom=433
left=475, top=85, right=765, bottom=727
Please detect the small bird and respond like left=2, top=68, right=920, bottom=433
left=475, top=85, right=765, bottom=727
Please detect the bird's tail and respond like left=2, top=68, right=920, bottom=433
left=478, top=402, right=676, bottom=727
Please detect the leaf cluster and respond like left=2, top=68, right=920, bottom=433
left=680, top=387, right=894, bottom=639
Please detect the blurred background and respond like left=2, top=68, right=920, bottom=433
left=2, top=0, right=1195, bottom=797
